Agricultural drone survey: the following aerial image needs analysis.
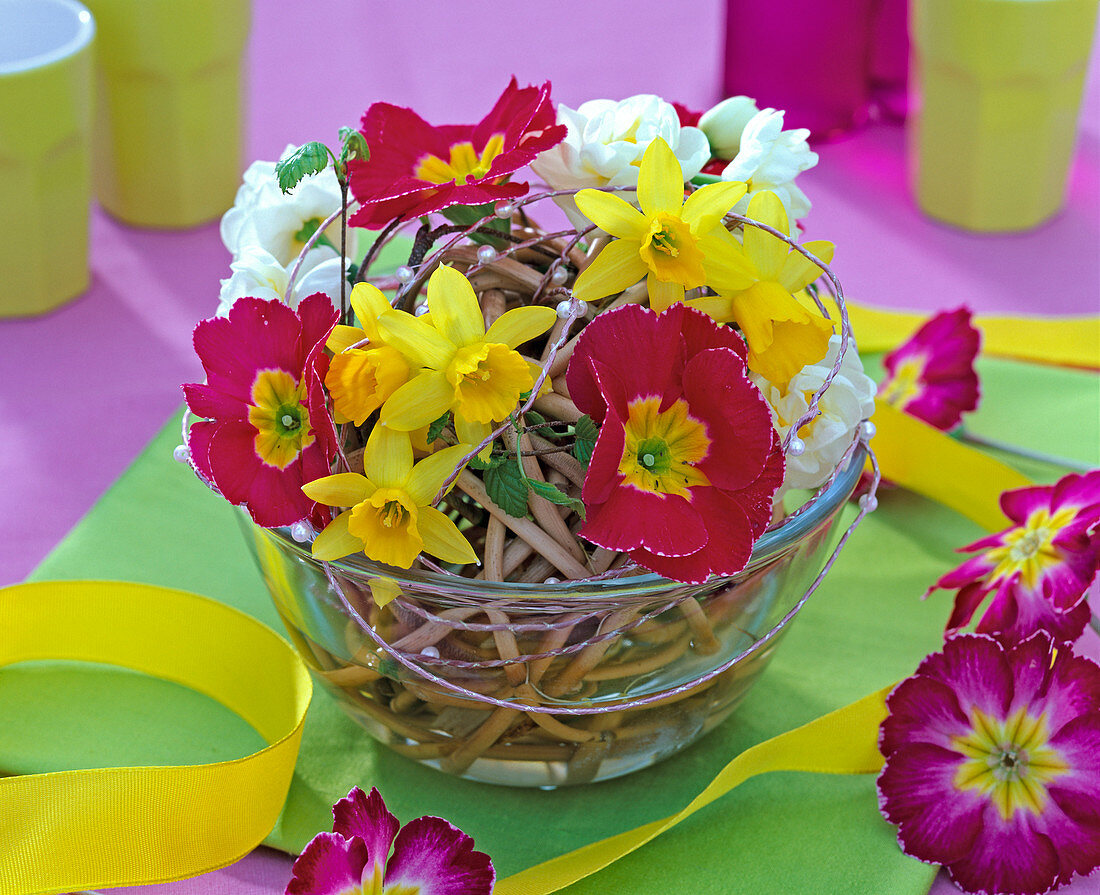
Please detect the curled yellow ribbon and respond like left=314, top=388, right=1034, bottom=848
left=0, top=580, right=311, bottom=895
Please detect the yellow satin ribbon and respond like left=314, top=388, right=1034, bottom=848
left=0, top=580, right=311, bottom=895
left=826, top=298, right=1100, bottom=369
left=494, top=687, right=890, bottom=895
left=869, top=399, right=1032, bottom=531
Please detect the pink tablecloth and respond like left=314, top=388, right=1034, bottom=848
left=1, top=1, right=1097, bottom=893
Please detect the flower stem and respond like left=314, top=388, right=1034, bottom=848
left=958, top=429, right=1095, bottom=473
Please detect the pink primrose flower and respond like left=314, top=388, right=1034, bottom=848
left=183, top=293, right=338, bottom=528
left=286, top=786, right=494, bottom=895
left=347, top=78, right=566, bottom=229
left=566, top=303, right=784, bottom=583
left=878, top=307, right=981, bottom=431
left=878, top=632, right=1100, bottom=895
left=929, top=472, right=1100, bottom=646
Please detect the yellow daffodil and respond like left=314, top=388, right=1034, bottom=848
left=687, top=190, right=835, bottom=384
left=326, top=282, right=411, bottom=426
left=571, top=137, right=748, bottom=312
left=377, top=265, right=556, bottom=446
left=303, top=425, right=476, bottom=569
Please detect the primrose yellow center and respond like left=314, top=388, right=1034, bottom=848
left=985, top=506, right=1076, bottom=589
left=618, top=397, right=710, bottom=499
left=638, top=212, right=706, bottom=286
left=446, top=342, right=533, bottom=424
left=348, top=487, right=423, bottom=569
left=247, top=369, right=314, bottom=469
left=414, top=134, right=506, bottom=185
left=952, top=706, right=1068, bottom=821
left=879, top=355, right=926, bottom=410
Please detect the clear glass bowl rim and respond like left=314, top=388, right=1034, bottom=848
left=260, top=442, right=866, bottom=601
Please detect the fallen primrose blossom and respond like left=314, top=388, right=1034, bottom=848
left=878, top=306, right=981, bottom=431
left=878, top=632, right=1100, bottom=895
left=286, top=786, right=494, bottom=895
left=928, top=471, right=1100, bottom=646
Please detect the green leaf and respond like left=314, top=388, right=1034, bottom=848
left=484, top=461, right=529, bottom=517
left=275, top=142, right=332, bottom=194
left=440, top=201, right=511, bottom=247
left=292, top=217, right=339, bottom=253
left=467, top=450, right=505, bottom=471
left=527, top=479, right=586, bottom=519
left=572, top=414, right=599, bottom=466
left=426, top=412, right=451, bottom=445
left=338, top=126, right=370, bottom=164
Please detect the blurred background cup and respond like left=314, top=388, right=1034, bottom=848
left=722, top=0, right=879, bottom=139
left=0, top=0, right=95, bottom=317
left=910, top=0, right=1100, bottom=232
left=82, top=0, right=250, bottom=229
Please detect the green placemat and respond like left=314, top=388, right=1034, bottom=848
left=11, top=355, right=1098, bottom=894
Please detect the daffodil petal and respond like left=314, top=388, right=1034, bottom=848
left=427, top=265, right=486, bottom=348
left=637, top=137, right=684, bottom=215
left=571, top=239, right=649, bottom=303
left=743, top=191, right=790, bottom=280
left=574, top=189, right=648, bottom=239
left=699, top=229, right=757, bottom=293
left=780, top=239, right=835, bottom=293
left=381, top=370, right=455, bottom=431
left=418, top=505, right=479, bottom=565
left=363, top=425, right=414, bottom=488
left=302, top=472, right=375, bottom=507
left=647, top=273, right=684, bottom=313
left=328, top=324, right=367, bottom=353
left=484, top=305, right=557, bottom=349
left=350, top=282, right=392, bottom=341
left=684, top=295, right=735, bottom=323
left=681, top=180, right=747, bottom=232
left=454, top=417, right=494, bottom=462
left=311, top=510, right=363, bottom=561
left=378, top=310, right=455, bottom=369
left=405, top=443, right=477, bottom=505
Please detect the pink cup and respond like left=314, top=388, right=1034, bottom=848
left=722, top=0, right=878, bottom=139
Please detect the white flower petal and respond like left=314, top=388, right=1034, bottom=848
left=754, top=335, right=876, bottom=491
left=699, top=96, right=761, bottom=159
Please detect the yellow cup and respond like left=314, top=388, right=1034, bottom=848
left=82, top=0, right=251, bottom=229
left=0, top=0, right=95, bottom=316
left=910, top=0, right=1100, bottom=232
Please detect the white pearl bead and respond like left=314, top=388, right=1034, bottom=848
left=290, top=521, right=314, bottom=542
left=420, top=646, right=440, bottom=659
left=549, top=266, right=568, bottom=285
left=414, top=303, right=430, bottom=317
left=787, top=436, right=806, bottom=456
left=861, top=420, right=877, bottom=440
left=494, top=201, right=515, bottom=219
left=556, top=298, right=586, bottom=319
left=395, top=265, right=414, bottom=283
left=172, top=445, right=190, bottom=463
left=544, top=577, right=560, bottom=585
left=859, top=493, right=878, bottom=512
left=476, top=244, right=499, bottom=264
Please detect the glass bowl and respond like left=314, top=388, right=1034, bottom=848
left=242, top=445, right=865, bottom=787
